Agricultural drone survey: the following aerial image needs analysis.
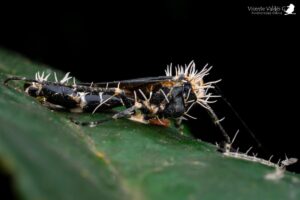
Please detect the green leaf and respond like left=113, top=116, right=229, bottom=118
left=0, top=48, right=299, bottom=200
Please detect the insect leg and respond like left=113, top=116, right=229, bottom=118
left=205, top=104, right=231, bottom=144
left=70, top=117, right=113, bottom=127
left=112, top=106, right=135, bottom=119
left=175, top=117, right=184, bottom=134
left=42, top=101, right=69, bottom=112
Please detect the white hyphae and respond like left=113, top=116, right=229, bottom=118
left=165, top=61, right=221, bottom=110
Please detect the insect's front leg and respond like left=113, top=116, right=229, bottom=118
left=174, top=117, right=184, bottom=134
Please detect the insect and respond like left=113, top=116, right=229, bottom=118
left=5, top=64, right=299, bottom=172
left=4, top=61, right=231, bottom=144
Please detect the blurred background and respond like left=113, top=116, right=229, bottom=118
left=0, top=1, right=298, bottom=172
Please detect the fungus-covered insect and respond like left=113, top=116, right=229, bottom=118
left=5, top=61, right=298, bottom=172
left=4, top=61, right=231, bottom=144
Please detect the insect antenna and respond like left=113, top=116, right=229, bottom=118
left=214, top=85, right=263, bottom=149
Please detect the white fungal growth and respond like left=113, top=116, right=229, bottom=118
left=220, top=131, right=298, bottom=172
left=46, top=72, right=72, bottom=84
left=265, top=157, right=298, bottom=181
left=73, top=77, right=76, bottom=86
left=138, top=89, right=148, bottom=101
left=223, top=149, right=278, bottom=168
left=99, top=92, right=104, bottom=104
left=137, top=89, right=159, bottom=114
left=159, top=89, right=169, bottom=103
left=265, top=167, right=285, bottom=181
left=77, top=92, right=88, bottom=108
left=184, top=102, right=197, bottom=119
left=54, top=72, right=58, bottom=82
left=35, top=71, right=51, bottom=82
left=60, top=72, right=72, bottom=84
left=92, top=94, right=116, bottom=114
left=165, top=61, right=221, bottom=110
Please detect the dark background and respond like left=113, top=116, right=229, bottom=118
left=0, top=0, right=298, bottom=176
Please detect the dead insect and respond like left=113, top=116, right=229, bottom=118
left=4, top=61, right=231, bottom=144
left=4, top=72, right=123, bottom=113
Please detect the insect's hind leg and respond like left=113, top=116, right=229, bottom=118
left=3, top=76, right=38, bottom=86
left=70, top=117, right=113, bottom=127
left=70, top=106, right=136, bottom=127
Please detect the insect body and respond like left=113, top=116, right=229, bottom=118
left=4, top=61, right=231, bottom=143
left=21, top=73, right=123, bottom=113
